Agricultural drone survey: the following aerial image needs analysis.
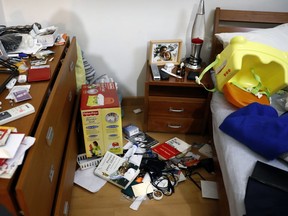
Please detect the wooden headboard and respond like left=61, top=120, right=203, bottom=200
left=210, top=7, right=288, bottom=62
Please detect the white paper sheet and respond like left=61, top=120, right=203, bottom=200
left=74, top=167, right=106, bottom=193
left=201, top=180, right=219, bottom=199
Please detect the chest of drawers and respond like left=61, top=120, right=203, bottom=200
left=0, top=37, right=78, bottom=216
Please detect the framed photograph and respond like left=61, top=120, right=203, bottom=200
left=149, top=39, right=182, bottom=65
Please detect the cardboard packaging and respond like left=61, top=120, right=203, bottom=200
left=30, top=25, right=58, bottom=48
left=80, top=82, right=123, bottom=157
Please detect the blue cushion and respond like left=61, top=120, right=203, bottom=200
left=219, top=102, right=288, bottom=160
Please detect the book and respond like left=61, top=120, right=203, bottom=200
left=127, top=131, right=159, bottom=148
left=93, top=151, right=140, bottom=189
left=13, top=89, right=32, bottom=103
left=0, top=128, right=12, bottom=146
left=152, top=137, right=191, bottom=160
left=0, top=133, right=25, bottom=158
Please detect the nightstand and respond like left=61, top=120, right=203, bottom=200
left=143, top=62, right=213, bottom=134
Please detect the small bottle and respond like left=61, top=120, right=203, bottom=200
left=180, top=65, right=186, bottom=77
left=176, top=66, right=181, bottom=76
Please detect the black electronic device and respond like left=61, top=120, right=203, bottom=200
left=187, top=71, right=199, bottom=80
left=159, top=69, right=169, bottom=80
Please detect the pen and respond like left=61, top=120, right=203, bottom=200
left=8, top=53, right=29, bottom=58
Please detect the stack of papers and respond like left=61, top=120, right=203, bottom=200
left=0, top=133, right=35, bottom=179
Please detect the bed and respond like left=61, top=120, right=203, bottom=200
left=209, top=8, right=288, bottom=216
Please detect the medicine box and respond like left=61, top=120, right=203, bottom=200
left=80, top=82, right=123, bottom=158
left=32, top=25, right=58, bottom=48
left=123, top=124, right=139, bottom=138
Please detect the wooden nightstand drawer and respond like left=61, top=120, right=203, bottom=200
left=144, top=62, right=213, bottom=134
left=147, top=116, right=203, bottom=133
left=148, top=96, right=206, bottom=118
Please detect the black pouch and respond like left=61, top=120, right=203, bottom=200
left=244, top=161, right=288, bottom=216
left=141, top=158, right=166, bottom=177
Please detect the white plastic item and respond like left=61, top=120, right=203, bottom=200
left=77, top=153, right=103, bottom=170
left=6, top=78, right=17, bottom=90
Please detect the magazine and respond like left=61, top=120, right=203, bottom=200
left=94, top=151, right=140, bottom=189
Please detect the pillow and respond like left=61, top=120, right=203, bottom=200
left=215, top=23, right=288, bottom=51
left=219, top=102, right=288, bottom=160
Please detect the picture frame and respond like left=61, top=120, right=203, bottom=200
left=149, top=39, right=182, bottom=66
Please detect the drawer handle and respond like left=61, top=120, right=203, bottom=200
left=68, top=90, right=73, bottom=102
left=168, top=124, right=182, bottom=129
left=46, top=126, right=54, bottom=146
left=70, top=61, right=75, bottom=72
left=169, top=107, right=184, bottom=113
left=49, top=164, right=54, bottom=183
left=63, top=201, right=69, bottom=215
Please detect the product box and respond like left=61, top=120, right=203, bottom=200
left=31, top=25, right=58, bottom=48
left=81, top=82, right=123, bottom=158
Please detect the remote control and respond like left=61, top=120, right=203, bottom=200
left=0, top=103, right=35, bottom=125
left=150, top=63, right=161, bottom=80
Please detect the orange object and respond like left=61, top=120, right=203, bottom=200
left=223, top=82, right=270, bottom=108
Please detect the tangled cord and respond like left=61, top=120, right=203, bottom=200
left=148, top=171, right=178, bottom=196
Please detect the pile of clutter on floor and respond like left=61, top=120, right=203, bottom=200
left=74, top=123, right=217, bottom=210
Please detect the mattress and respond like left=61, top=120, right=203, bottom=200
left=211, top=91, right=288, bottom=216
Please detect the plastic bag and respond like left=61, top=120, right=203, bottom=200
left=0, top=34, right=22, bottom=52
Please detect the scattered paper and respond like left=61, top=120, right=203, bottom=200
left=199, top=144, right=213, bottom=158
left=132, top=182, right=153, bottom=197
left=0, top=136, right=35, bottom=178
left=200, top=180, right=219, bottom=199
left=130, top=195, right=146, bottom=211
left=74, top=167, right=106, bottom=193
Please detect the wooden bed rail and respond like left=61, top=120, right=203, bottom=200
left=209, top=7, right=288, bottom=62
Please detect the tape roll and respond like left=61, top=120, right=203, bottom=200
left=153, top=190, right=163, bottom=201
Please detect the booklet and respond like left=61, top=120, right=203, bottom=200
left=152, top=137, right=191, bottom=160
left=94, top=151, right=140, bottom=189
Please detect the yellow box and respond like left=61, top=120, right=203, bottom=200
left=80, top=82, right=123, bottom=157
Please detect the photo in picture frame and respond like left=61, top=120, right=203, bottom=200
left=149, top=39, right=182, bottom=65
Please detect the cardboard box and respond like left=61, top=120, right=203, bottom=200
left=81, top=82, right=123, bottom=157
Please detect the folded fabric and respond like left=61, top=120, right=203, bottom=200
left=219, top=102, right=288, bottom=160
left=244, top=161, right=288, bottom=215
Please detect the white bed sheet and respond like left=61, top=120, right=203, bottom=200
left=211, top=91, right=288, bottom=216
